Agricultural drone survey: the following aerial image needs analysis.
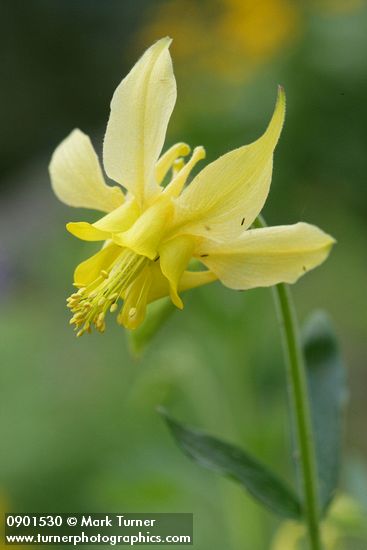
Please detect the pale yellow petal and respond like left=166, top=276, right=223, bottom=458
left=103, top=37, right=176, bottom=206
left=140, top=263, right=170, bottom=304
left=93, top=199, right=140, bottom=232
left=66, top=200, right=140, bottom=242
left=67, top=222, right=109, bottom=242
left=49, top=129, right=124, bottom=212
left=159, top=235, right=196, bottom=308
left=196, top=223, right=335, bottom=289
left=172, top=87, right=285, bottom=240
left=113, top=197, right=173, bottom=260
left=74, top=243, right=121, bottom=287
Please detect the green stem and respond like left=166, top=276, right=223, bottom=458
left=274, top=284, right=322, bottom=549
left=254, top=217, right=322, bottom=550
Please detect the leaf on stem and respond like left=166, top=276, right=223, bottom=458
left=160, top=408, right=302, bottom=520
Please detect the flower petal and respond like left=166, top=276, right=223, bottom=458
left=93, top=199, right=140, bottom=232
left=66, top=200, right=140, bottom=242
left=103, top=37, right=176, bottom=206
left=74, top=243, right=122, bottom=287
left=172, top=87, right=285, bottom=240
left=114, top=197, right=174, bottom=260
left=49, top=129, right=124, bottom=212
left=196, top=223, right=335, bottom=289
left=66, top=222, right=108, bottom=242
left=159, top=235, right=196, bottom=308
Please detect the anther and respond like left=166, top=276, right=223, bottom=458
left=73, top=312, right=84, bottom=320
left=69, top=315, right=82, bottom=326
left=128, top=307, right=137, bottom=319
left=96, top=312, right=105, bottom=325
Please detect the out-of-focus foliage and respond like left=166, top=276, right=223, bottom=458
left=1, top=1, right=367, bottom=548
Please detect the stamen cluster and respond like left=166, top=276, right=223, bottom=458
left=67, top=250, right=146, bottom=336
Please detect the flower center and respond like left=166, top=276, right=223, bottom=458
left=67, top=249, right=149, bottom=335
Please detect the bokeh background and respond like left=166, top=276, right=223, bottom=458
left=1, top=1, right=367, bottom=548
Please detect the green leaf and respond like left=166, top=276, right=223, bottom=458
left=302, top=311, right=348, bottom=515
left=127, top=298, right=175, bottom=357
left=160, top=409, right=302, bottom=520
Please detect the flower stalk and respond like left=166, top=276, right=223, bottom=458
left=255, top=216, right=322, bottom=550
left=274, top=284, right=322, bottom=550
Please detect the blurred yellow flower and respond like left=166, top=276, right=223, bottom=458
left=271, top=495, right=367, bottom=549
left=49, top=38, right=334, bottom=335
left=139, top=0, right=300, bottom=81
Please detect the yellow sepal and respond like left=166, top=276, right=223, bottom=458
left=172, top=87, right=286, bottom=239
left=197, top=223, right=335, bottom=289
left=103, top=37, right=176, bottom=206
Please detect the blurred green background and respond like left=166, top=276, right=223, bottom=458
left=1, top=1, right=367, bottom=548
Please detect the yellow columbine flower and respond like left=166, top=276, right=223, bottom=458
left=49, top=37, right=334, bottom=335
